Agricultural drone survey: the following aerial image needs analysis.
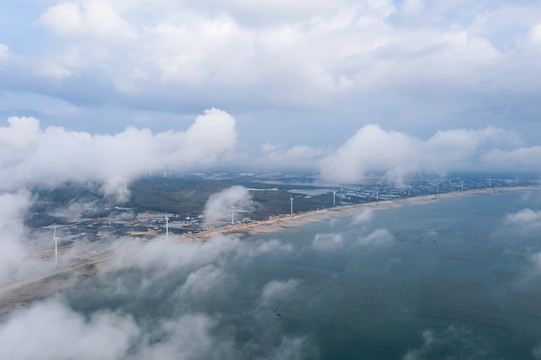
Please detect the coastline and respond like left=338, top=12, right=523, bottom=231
left=187, top=185, right=541, bottom=240
left=1, top=185, right=539, bottom=314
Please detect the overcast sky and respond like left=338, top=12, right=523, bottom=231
left=1, top=0, right=541, bottom=180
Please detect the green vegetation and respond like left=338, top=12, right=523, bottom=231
left=125, top=177, right=229, bottom=214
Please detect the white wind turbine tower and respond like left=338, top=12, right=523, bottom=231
left=164, top=213, right=169, bottom=240
left=332, top=191, right=336, bottom=207
left=52, top=224, right=59, bottom=265
left=290, top=196, right=294, bottom=214
left=408, top=186, right=411, bottom=197
left=231, top=207, right=249, bottom=224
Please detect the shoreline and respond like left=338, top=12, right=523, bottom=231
left=187, top=185, right=541, bottom=240
left=1, top=185, right=540, bottom=314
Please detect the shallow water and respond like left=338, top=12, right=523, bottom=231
left=63, top=190, right=541, bottom=359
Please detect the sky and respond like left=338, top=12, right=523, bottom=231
left=1, top=0, right=541, bottom=183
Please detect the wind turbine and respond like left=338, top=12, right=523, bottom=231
left=408, top=186, right=411, bottom=197
left=52, top=224, right=59, bottom=265
left=290, top=196, right=294, bottom=214
left=164, top=213, right=169, bottom=239
left=332, top=191, right=336, bottom=207
left=231, top=207, right=249, bottom=224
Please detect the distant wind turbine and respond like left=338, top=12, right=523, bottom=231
left=165, top=213, right=169, bottom=239
left=52, top=224, right=59, bottom=265
left=290, top=196, right=294, bottom=214
left=332, top=191, right=336, bottom=207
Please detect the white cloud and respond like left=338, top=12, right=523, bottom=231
left=505, top=209, right=541, bottom=236
left=312, top=232, right=344, bottom=251
left=0, top=116, right=40, bottom=148
left=402, top=326, right=494, bottom=360
left=0, top=296, right=241, bottom=360
left=260, top=279, right=300, bottom=305
left=106, top=233, right=293, bottom=279
left=255, top=336, right=311, bottom=360
left=178, top=265, right=232, bottom=298
left=203, top=186, right=252, bottom=224
left=235, top=238, right=293, bottom=258
left=483, top=146, right=541, bottom=169
left=257, top=144, right=325, bottom=171
left=320, top=124, right=511, bottom=184
left=0, top=108, right=236, bottom=199
left=39, top=2, right=137, bottom=41
left=0, top=298, right=139, bottom=360
left=134, top=313, right=236, bottom=360
left=352, top=209, right=373, bottom=224
left=0, top=191, right=42, bottom=284
left=107, top=234, right=237, bottom=272
left=505, top=209, right=541, bottom=225
left=530, top=24, right=541, bottom=46
left=358, top=228, right=393, bottom=246
left=5, top=0, right=535, bottom=115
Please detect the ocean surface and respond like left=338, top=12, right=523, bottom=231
left=61, top=190, right=541, bottom=359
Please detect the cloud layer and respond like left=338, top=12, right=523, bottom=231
left=10, top=1, right=537, bottom=105
left=0, top=108, right=236, bottom=197
left=0, top=234, right=312, bottom=360
left=319, top=124, right=527, bottom=184
left=0, top=191, right=42, bottom=283
left=1, top=0, right=541, bottom=148
left=203, top=186, right=252, bottom=224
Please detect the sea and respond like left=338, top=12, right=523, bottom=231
left=59, top=190, right=541, bottom=359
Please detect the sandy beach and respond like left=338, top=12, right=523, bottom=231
left=188, top=185, right=540, bottom=240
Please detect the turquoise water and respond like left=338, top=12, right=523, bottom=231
left=64, top=190, right=541, bottom=359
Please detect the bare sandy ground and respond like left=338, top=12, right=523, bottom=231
left=0, top=255, right=111, bottom=315
left=1, top=185, right=539, bottom=314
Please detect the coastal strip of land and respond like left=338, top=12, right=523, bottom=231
left=188, top=185, right=540, bottom=240
left=1, top=185, right=539, bottom=314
